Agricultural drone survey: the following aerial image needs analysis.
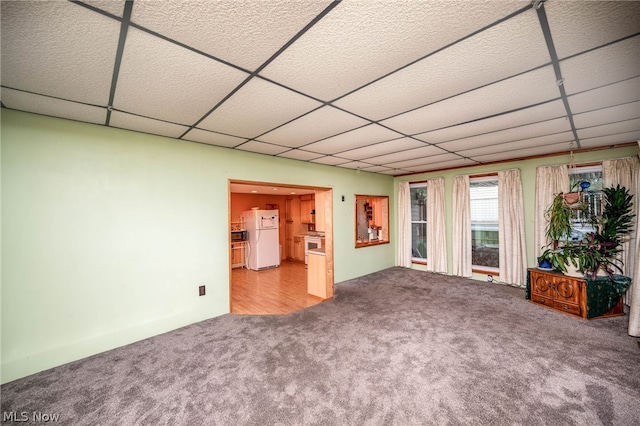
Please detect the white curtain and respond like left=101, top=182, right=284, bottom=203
left=452, top=175, right=471, bottom=277
left=602, top=154, right=640, bottom=336
left=498, top=169, right=528, bottom=286
left=397, top=181, right=412, bottom=268
left=534, top=165, right=569, bottom=259
left=426, top=177, right=447, bottom=273
left=631, top=143, right=640, bottom=336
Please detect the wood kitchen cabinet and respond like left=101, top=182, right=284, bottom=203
left=308, top=250, right=332, bottom=299
left=527, top=268, right=624, bottom=319
left=231, top=242, right=246, bottom=268
left=300, top=194, right=315, bottom=224
left=293, top=236, right=305, bottom=263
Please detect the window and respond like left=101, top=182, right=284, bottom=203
left=410, top=183, right=427, bottom=261
left=470, top=176, right=499, bottom=270
left=355, top=195, right=389, bottom=247
left=569, top=164, right=603, bottom=239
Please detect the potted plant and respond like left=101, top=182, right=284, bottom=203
left=571, top=185, right=635, bottom=280
left=537, top=192, right=585, bottom=273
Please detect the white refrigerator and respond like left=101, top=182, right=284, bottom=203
left=242, top=209, right=280, bottom=270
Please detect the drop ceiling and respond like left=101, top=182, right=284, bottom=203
left=2, top=0, right=639, bottom=176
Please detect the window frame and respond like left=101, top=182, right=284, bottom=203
left=409, top=182, right=428, bottom=263
left=469, top=174, right=499, bottom=274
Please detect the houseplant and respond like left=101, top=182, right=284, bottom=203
left=537, top=191, right=586, bottom=272
left=570, top=185, right=635, bottom=280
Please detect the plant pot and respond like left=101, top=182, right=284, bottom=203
left=564, top=263, right=583, bottom=278
left=562, top=192, right=582, bottom=207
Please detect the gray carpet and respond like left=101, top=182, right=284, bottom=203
left=2, top=267, right=640, bottom=425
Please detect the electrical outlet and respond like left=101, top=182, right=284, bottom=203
left=199, top=285, right=205, bottom=296
left=487, top=275, right=493, bottom=282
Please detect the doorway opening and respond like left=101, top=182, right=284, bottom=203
left=229, top=180, right=334, bottom=315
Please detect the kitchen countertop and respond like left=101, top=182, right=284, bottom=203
left=307, top=248, right=325, bottom=255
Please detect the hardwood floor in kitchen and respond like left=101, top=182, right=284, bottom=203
left=231, top=260, right=323, bottom=315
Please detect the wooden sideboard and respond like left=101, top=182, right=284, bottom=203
left=527, top=268, right=625, bottom=319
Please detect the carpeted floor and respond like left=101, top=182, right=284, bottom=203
left=2, top=267, right=640, bottom=425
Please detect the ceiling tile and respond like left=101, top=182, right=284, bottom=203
left=85, top=1, right=127, bottom=18
left=1, top=88, right=107, bottom=125
left=310, top=156, right=351, bottom=166
left=0, top=1, right=120, bottom=105
left=363, top=145, right=448, bottom=165
left=381, top=66, right=559, bottom=135
left=384, top=153, right=464, bottom=170
left=197, top=78, right=321, bottom=139
left=235, top=141, right=290, bottom=156
left=130, top=0, right=333, bottom=71
left=301, top=124, right=401, bottom=155
left=576, top=118, right=640, bottom=140
left=276, top=149, right=324, bottom=161
left=567, top=77, right=640, bottom=114
left=182, top=128, right=247, bottom=148
left=579, top=131, right=640, bottom=148
left=257, top=106, right=369, bottom=148
left=560, top=37, right=640, bottom=96
left=337, top=137, right=427, bottom=161
left=415, top=100, right=567, bottom=144
left=334, top=8, right=548, bottom=121
left=573, top=101, right=640, bottom=130
left=113, top=27, right=249, bottom=125
left=110, top=111, right=189, bottom=138
left=458, top=132, right=575, bottom=157
left=260, top=0, right=530, bottom=101
left=470, top=144, right=570, bottom=164
left=545, top=1, right=640, bottom=59
left=398, top=157, right=477, bottom=173
left=436, top=117, right=572, bottom=152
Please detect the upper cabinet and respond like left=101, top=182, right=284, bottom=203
left=355, top=194, right=389, bottom=248
left=300, top=194, right=315, bottom=224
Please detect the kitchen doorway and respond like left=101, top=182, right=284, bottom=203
left=228, top=180, right=334, bottom=315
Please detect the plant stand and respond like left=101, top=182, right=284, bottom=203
left=526, top=269, right=630, bottom=319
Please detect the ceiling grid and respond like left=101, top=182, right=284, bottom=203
left=1, top=0, right=638, bottom=175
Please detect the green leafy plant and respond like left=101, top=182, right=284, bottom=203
left=572, top=185, right=636, bottom=280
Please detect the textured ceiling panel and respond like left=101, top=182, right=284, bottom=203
left=130, top=0, right=332, bottom=71
left=301, top=124, right=402, bottom=155
left=0, top=1, right=120, bottom=105
left=276, top=150, right=324, bottom=161
left=573, top=102, right=640, bottom=130
left=363, top=145, right=448, bottom=166
left=337, top=137, right=427, bottom=161
left=458, top=132, right=575, bottom=157
left=197, top=78, right=321, bottom=138
left=85, top=0, right=126, bottom=18
left=260, top=0, right=529, bottom=101
left=235, top=141, right=290, bottom=156
left=381, top=66, right=559, bottom=135
left=470, top=143, right=569, bottom=163
left=181, top=129, right=247, bottom=149
left=576, top=118, right=640, bottom=140
left=257, top=107, right=369, bottom=148
left=2, top=1, right=638, bottom=177
left=580, top=131, right=640, bottom=148
left=436, top=117, right=572, bottom=152
left=384, top=153, right=464, bottom=170
left=113, top=28, right=249, bottom=124
left=415, top=100, right=567, bottom=144
left=110, top=111, right=189, bottom=139
left=334, top=8, right=548, bottom=121
left=1, top=88, right=107, bottom=125
left=567, top=78, right=640, bottom=114
left=560, top=37, right=640, bottom=96
left=545, top=1, right=640, bottom=59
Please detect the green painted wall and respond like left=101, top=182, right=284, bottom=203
left=395, top=144, right=639, bottom=281
left=0, top=110, right=395, bottom=383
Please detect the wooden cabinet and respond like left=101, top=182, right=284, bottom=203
left=308, top=250, right=330, bottom=299
left=293, top=236, right=305, bottom=263
left=528, top=269, right=624, bottom=319
left=300, top=194, right=315, bottom=224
